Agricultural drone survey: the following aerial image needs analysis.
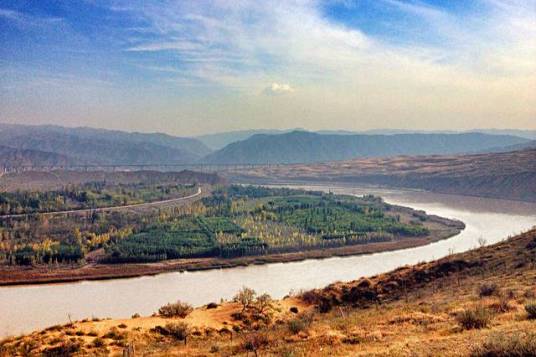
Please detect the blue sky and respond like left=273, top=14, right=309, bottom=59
left=0, top=0, right=535, bottom=135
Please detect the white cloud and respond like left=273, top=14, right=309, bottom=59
left=263, top=83, right=295, bottom=95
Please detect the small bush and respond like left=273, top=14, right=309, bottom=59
left=131, top=313, right=140, bottom=319
left=117, top=323, right=127, bottom=329
left=207, top=302, right=219, bottom=309
left=42, top=341, right=81, bottom=357
left=288, top=319, right=306, bottom=334
left=158, top=300, right=193, bottom=318
left=300, top=290, right=322, bottom=304
left=479, top=283, right=498, bottom=297
left=165, top=322, right=190, bottom=342
left=234, top=287, right=257, bottom=312
left=91, top=337, right=105, bottom=348
left=490, top=296, right=513, bottom=313
left=102, top=327, right=124, bottom=340
left=288, top=312, right=314, bottom=334
left=471, top=332, right=536, bottom=357
left=525, top=302, right=536, bottom=319
left=318, top=298, right=333, bottom=313
left=456, top=306, right=492, bottom=330
left=243, top=332, right=270, bottom=354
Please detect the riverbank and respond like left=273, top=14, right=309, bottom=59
left=3, top=228, right=535, bottom=356
left=0, top=215, right=463, bottom=286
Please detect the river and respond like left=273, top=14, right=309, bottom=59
left=1, top=184, right=535, bottom=337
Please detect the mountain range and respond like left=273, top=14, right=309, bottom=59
left=0, top=124, right=211, bottom=167
left=0, top=124, right=533, bottom=167
left=202, top=130, right=531, bottom=164
left=196, top=128, right=536, bottom=150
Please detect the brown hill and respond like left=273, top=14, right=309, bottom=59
left=231, top=148, right=536, bottom=202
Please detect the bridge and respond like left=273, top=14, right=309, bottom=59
left=0, top=163, right=285, bottom=174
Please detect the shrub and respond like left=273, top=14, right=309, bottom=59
left=491, top=296, right=513, bottom=313
left=158, top=300, right=193, bottom=318
left=288, top=312, right=314, bottom=334
left=131, top=313, right=140, bottom=318
left=42, top=341, right=81, bottom=357
left=165, top=322, right=190, bottom=343
left=234, top=287, right=257, bottom=312
left=91, top=337, right=105, bottom=348
left=456, top=306, right=492, bottom=330
left=102, top=327, right=125, bottom=340
left=479, top=283, right=498, bottom=297
left=288, top=319, right=307, bottom=334
left=471, top=332, right=536, bottom=357
left=207, top=302, right=218, bottom=309
left=525, top=302, right=536, bottom=319
left=318, top=298, right=333, bottom=313
left=300, top=290, right=322, bottom=304
left=255, top=293, right=274, bottom=314
left=243, top=332, right=270, bottom=355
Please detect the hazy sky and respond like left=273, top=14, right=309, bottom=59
left=1, top=0, right=535, bottom=136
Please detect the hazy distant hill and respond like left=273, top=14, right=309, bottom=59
left=0, top=124, right=212, bottom=166
left=0, top=145, right=74, bottom=168
left=198, top=128, right=536, bottom=150
left=196, top=129, right=293, bottom=150
left=202, top=131, right=530, bottom=164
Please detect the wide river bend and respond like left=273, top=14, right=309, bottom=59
left=1, top=184, right=535, bottom=337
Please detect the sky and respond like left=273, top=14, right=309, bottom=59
left=0, top=0, right=535, bottom=136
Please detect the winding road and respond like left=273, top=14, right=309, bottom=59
left=0, top=187, right=203, bottom=219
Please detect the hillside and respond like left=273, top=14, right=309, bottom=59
left=0, top=124, right=212, bottom=166
left=202, top=131, right=530, bottom=164
left=231, top=148, right=536, bottom=202
left=0, top=170, right=224, bottom=192
left=0, top=145, right=75, bottom=168
left=2, top=227, right=534, bottom=356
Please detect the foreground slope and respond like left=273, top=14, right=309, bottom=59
left=2, top=227, right=535, bottom=356
left=202, top=131, right=530, bottom=164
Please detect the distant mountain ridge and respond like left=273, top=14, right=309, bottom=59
left=196, top=129, right=295, bottom=150
left=0, top=124, right=212, bottom=166
left=202, top=130, right=531, bottom=164
left=0, top=145, right=74, bottom=168
left=197, top=128, right=536, bottom=150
